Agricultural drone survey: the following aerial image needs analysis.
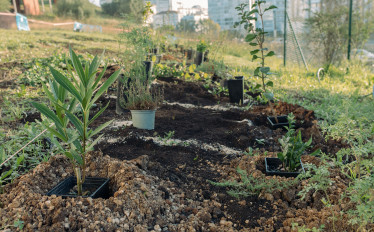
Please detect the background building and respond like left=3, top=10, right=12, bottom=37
left=208, top=0, right=254, bottom=31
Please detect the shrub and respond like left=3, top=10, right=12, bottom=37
left=0, top=0, right=11, bottom=12
left=56, top=0, right=95, bottom=19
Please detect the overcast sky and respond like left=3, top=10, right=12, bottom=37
left=89, top=0, right=208, bottom=8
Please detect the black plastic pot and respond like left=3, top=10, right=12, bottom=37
left=46, top=176, right=110, bottom=199
left=267, top=115, right=288, bottom=129
left=194, top=51, right=204, bottom=66
left=265, top=157, right=305, bottom=178
left=227, top=76, right=244, bottom=104
left=187, top=49, right=193, bottom=59
left=204, top=50, right=209, bottom=61
left=142, top=61, right=154, bottom=80
left=150, top=47, right=159, bottom=54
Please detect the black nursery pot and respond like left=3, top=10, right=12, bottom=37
left=142, top=61, right=154, bottom=80
left=265, top=157, right=305, bottom=178
left=46, top=176, right=110, bottom=199
left=204, top=50, right=209, bottom=61
left=227, top=76, right=244, bottom=104
left=187, top=49, right=194, bottom=59
left=194, top=51, right=204, bottom=66
left=267, top=115, right=289, bottom=129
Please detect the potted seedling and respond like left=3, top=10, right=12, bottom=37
left=121, top=68, right=163, bottom=130
left=234, top=2, right=283, bottom=122
left=32, top=48, right=120, bottom=197
left=265, top=114, right=319, bottom=177
left=195, top=40, right=208, bottom=66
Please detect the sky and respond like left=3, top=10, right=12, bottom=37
left=89, top=0, right=208, bottom=9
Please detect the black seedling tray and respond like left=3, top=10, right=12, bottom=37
left=265, top=157, right=305, bottom=178
left=46, top=176, right=110, bottom=199
left=267, top=116, right=289, bottom=130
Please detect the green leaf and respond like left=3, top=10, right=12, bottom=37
left=92, top=69, right=121, bottom=103
left=266, top=81, right=273, bottom=87
left=65, top=111, right=84, bottom=138
left=260, top=67, right=270, bottom=74
left=249, top=42, right=258, bottom=46
left=87, top=134, right=104, bottom=151
left=92, top=64, right=108, bottom=90
left=66, top=150, right=83, bottom=165
left=16, top=154, right=24, bottom=166
left=1, top=169, right=13, bottom=181
left=265, top=5, right=277, bottom=12
left=254, top=67, right=260, bottom=76
left=31, top=102, right=63, bottom=128
left=45, top=125, right=67, bottom=142
left=245, top=34, right=257, bottom=43
left=88, top=119, right=114, bottom=138
left=266, top=51, right=275, bottom=57
left=88, top=101, right=110, bottom=126
left=249, top=9, right=259, bottom=15
left=250, top=49, right=260, bottom=55
left=69, top=47, right=86, bottom=87
left=49, top=66, right=83, bottom=103
left=252, top=55, right=259, bottom=61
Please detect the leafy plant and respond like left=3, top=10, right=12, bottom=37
left=196, top=40, right=208, bottom=53
left=234, top=1, right=277, bottom=93
left=209, top=167, right=298, bottom=198
left=347, top=174, right=374, bottom=228
left=32, top=48, right=120, bottom=196
left=277, top=114, right=319, bottom=172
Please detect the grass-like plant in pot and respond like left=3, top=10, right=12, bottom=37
left=32, top=48, right=120, bottom=196
left=265, top=114, right=319, bottom=177
left=121, top=67, right=163, bottom=130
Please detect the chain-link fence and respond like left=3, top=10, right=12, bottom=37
left=263, top=0, right=374, bottom=71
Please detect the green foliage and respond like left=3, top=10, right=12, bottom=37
left=305, top=0, right=374, bottom=66
left=18, top=53, right=76, bottom=86
left=298, top=164, right=333, bottom=201
left=56, top=0, right=95, bottom=19
left=121, top=77, right=163, bottom=110
left=277, top=113, right=319, bottom=172
left=347, top=174, right=374, bottom=228
left=209, top=167, right=298, bottom=199
left=0, top=0, right=10, bottom=12
left=102, top=0, right=144, bottom=21
left=196, top=40, right=208, bottom=53
left=32, top=48, right=120, bottom=196
left=197, top=19, right=221, bottom=35
left=0, top=122, right=57, bottom=189
left=177, top=19, right=196, bottom=33
left=291, top=223, right=325, bottom=232
left=234, top=0, right=277, bottom=93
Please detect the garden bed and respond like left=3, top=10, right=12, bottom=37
left=1, top=76, right=362, bottom=231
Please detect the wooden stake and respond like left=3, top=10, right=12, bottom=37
left=12, top=0, right=17, bottom=13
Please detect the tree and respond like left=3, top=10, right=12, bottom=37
left=0, top=0, right=11, bottom=12
left=101, top=0, right=143, bottom=22
left=197, top=19, right=221, bottom=35
left=176, top=19, right=196, bottom=32
left=56, top=0, right=95, bottom=19
left=305, top=0, right=374, bottom=66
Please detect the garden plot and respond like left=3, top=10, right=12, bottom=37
left=1, top=60, right=363, bottom=231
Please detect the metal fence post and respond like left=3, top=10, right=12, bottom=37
left=347, top=0, right=353, bottom=60
left=283, top=0, right=287, bottom=67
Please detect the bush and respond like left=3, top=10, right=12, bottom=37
left=56, top=0, right=95, bottom=19
left=0, top=0, right=11, bottom=12
left=101, top=0, right=143, bottom=22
